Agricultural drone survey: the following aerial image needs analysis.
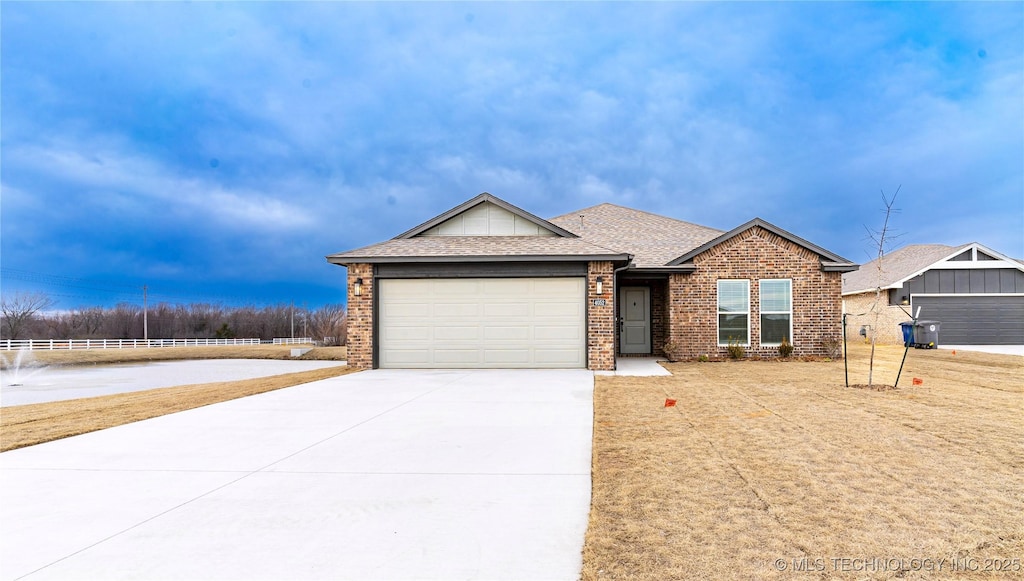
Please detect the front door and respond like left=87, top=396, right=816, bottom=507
left=619, top=286, right=651, bottom=354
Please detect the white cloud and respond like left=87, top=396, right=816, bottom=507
left=7, top=138, right=316, bottom=232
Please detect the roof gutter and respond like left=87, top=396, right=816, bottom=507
left=822, top=262, right=860, bottom=273
left=326, top=253, right=632, bottom=266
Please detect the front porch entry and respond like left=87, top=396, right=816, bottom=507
left=619, top=286, right=651, bottom=354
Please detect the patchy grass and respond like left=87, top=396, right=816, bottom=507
left=583, top=343, right=1023, bottom=580
left=1, top=344, right=346, bottom=369
left=1, top=365, right=358, bottom=452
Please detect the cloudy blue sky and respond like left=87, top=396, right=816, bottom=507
left=2, top=1, right=1021, bottom=309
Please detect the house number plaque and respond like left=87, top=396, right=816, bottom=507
left=593, top=299, right=607, bottom=306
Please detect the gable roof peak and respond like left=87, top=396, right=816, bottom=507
left=839, top=242, right=1024, bottom=295
left=393, top=192, right=577, bottom=239
left=667, top=217, right=857, bottom=272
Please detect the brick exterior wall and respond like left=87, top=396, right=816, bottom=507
left=651, top=281, right=667, bottom=357
left=843, top=292, right=909, bottom=344
left=587, top=261, right=616, bottom=371
left=346, top=263, right=374, bottom=369
left=666, top=226, right=843, bottom=359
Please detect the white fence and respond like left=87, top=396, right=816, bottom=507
left=272, top=338, right=314, bottom=345
left=1, top=338, right=261, bottom=351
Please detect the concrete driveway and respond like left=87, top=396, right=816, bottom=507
left=0, top=369, right=594, bottom=580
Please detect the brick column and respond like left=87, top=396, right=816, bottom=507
left=587, top=261, right=615, bottom=371
left=346, top=264, right=374, bottom=369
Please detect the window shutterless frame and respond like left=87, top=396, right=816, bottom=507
left=759, top=279, right=792, bottom=346
left=717, top=279, right=750, bottom=346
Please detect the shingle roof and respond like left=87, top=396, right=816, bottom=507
left=326, top=236, right=628, bottom=264
left=327, top=196, right=856, bottom=271
left=841, top=244, right=967, bottom=295
left=548, top=203, right=724, bottom=268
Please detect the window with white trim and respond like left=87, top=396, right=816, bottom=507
left=760, top=279, right=792, bottom=345
left=717, top=280, right=749, bottom=345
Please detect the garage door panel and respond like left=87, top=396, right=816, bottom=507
left=483, top=349, right=532, bottom=365
left=381, top=350, right=432, bottom=365
left=382, top=302, right=432, bottom=318
left=534, top=325, right=583, bottom=340
left=484, top=302, right=530, bottom=317
left=484, top=325, right=530, bottom=340
left=434, top=350, right=483, bottom=364
left=433, top=326, right=480, bottom=340
left=381, top=279, right=433, bottom=298
left=379, top=277, right=585, bottom=368
left=534, top=278, right=583, bottom=293
left=433, top=279, right=481, bottom=292
left=382, top=326, right=431, bottom=341
left=535, top=349, right=584, bottom=365
left=482, top=279, right=530, bottom=295
left=534, top=302, right=582, bottom=317
left=433, top=303, right=480, bottom=317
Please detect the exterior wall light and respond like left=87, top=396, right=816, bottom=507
left=596, top=276, right=604, bottom=295
left=354, top=277, right=363, bottom=297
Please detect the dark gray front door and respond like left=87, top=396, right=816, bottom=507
left=619, top=286, right=651, bottom=354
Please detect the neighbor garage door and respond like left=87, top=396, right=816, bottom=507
left=912, top=295, right=1024, bottom=345
left=379, top=277, right=586, bottom=368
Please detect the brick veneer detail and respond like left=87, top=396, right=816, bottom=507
left=667, top=226, right=843, bottom=359
left=587, top=261, right=616, bottom=370
left=346, top=263, right=374, bottom=369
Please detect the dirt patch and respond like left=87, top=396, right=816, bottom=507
left=0, top=365, right=358, bottom=452
left=582, top=343, right=1023, bottom=580
left=1, top=344, right=347, bottom=369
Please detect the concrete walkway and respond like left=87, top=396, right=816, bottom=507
left=940, top=344, right=1024, bottom=356
left=596, top=357, right=672, bottom=376
left=0, top=369, right=594, bottom=580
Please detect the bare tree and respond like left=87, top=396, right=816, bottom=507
left=0, top=292, right=56, bottom=340
left=864, top=187, right=901, bottom=386
left=103, top=303, right=141, bottom=339
left=308, top=304, right=347, bottom=345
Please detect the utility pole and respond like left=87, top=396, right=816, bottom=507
left=290, top=302, right=295, bottom=339
left=303, top=301, right=307, bottom=338
left=143, top=285, right=148, bottom=341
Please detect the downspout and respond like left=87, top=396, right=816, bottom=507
left=610, top=258, right=634, bottom=371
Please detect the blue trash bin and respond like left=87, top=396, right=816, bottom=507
left=899, top=322, right=915, bottom=347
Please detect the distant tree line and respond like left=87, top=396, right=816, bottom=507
left=0, top=292, right=346, bottom=345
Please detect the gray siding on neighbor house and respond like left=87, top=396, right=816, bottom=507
left=375, top=261, right=588, bottom=279
left=912, top=295, right=1024, bottom=345
left=889, top=268, right=1024, bottom=305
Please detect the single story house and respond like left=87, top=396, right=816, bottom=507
left=328, top=193, right=858, bottom=370
left=842, top=243, right=1024, bottom=346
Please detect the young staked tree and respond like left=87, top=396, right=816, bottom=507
left=865, top=187, right=901, bottom=386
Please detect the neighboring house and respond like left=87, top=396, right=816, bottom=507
left=328, top=193, right=857, bottom=370
left=842, top=243, right=1024, bottom=345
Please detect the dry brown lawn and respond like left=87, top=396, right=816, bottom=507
left=583, top=343, right=1023, bottom=580
left=1, top=350, right=356, bottom=452
left=1, top=344, right=346, bottom=369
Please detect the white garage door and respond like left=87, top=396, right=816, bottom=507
left=379, top=277, right=586, bottom=368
